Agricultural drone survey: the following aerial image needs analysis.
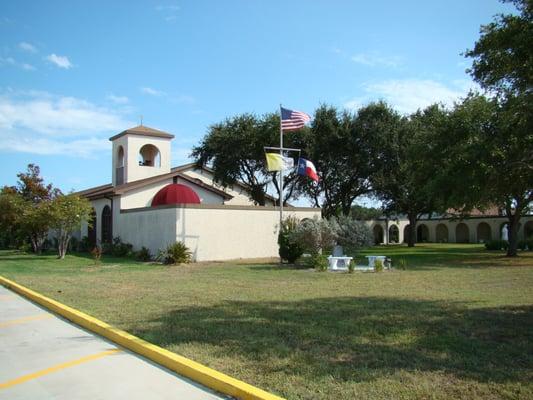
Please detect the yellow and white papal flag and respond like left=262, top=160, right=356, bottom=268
left=265, top=153, right=294, bottom=171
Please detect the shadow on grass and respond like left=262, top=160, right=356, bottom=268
left=133, top=296, right=532, bottom=385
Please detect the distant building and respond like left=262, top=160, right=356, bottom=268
left=75, top=125, right=319, bottom=261
left=367, top=211, right=533, bottom=245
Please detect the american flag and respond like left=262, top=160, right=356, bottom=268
left=281, top=107, right=312, bottom=132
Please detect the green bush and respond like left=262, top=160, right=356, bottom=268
left=374, top=259, right=384, bottom=272
left=397, top=258, right=407, bottom=270
left=278, top=216, right=304, bottom=263
left=78, top=236, right=93, bottom=252
left=68, top=236, right=79, bottom=252
left=289, top=216, right=337, bottom=256
left=309, top=254, right=328, bottom=272
left=331, top=215, right=373, bottom=251
left=135, top=246, right=152, bottom=262
left=485, top=239, right=509, bottom=251
left=102, top=237, right=133, bottom=257
left=518, top=240, right=527, bottom=251
left=527, top=239, right=533, bottom=251
left=158, top=242, right=191, bottom=265
left=348, top=260, right=355, bottom=274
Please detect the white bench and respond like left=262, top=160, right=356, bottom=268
left=327, top=256, right=353, bottom=271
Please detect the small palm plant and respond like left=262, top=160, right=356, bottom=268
left=158, top=242, right=192, bottom=265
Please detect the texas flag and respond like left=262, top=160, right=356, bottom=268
left=297, top=158, right=319, bottom=182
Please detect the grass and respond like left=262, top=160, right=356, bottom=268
left=0, top=244, right=532, bottom=399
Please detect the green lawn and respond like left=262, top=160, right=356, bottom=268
left=1, top=244, right=532, bottom=400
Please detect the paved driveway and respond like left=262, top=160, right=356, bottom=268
left=0, top=285, right=226, bottom=399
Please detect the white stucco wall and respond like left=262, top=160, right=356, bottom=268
left=116, top=207, right=178, bottom=254
left=118, top=205, right=320, bottom=261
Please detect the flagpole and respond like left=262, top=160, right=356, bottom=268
left=279, top=104, right=283, bottom=238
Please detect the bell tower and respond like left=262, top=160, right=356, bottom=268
left=109, top=125, right=174, bottom=186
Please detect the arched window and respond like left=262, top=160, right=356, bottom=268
left=476, top=222, right=492, bottom=243
left=436, top=224, right=448, bottom=243
left=388, top=225, right=399, bottom=243
left=138, top=144, right=161, bottom=167
left=87, top=208, right=97, bottom=247
left=373, top=225, right=384, bottom=245
left=417, top=224, right=429, bottom=242
left=101, top=205, right=112, bottom=244
left=456, top=223, right=469, bottom=243
left=117, top=146, right=125, bottom=167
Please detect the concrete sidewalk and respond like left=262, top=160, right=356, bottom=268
left=0, top=285, right=226, bottom=400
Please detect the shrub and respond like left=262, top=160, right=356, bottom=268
left=290, top=216, right=337, bottom=256
left=78, top=236, right=93, bottom=252
left=102, top=237, right=133, bottom=257
left=518, top=240, right=527, bottom=251
left=135, top=246, right=152, bottom=262
left=158, top=242, right=191, bottom=265
left=91, top=246, right=102, bottom=265
left=68, top=236, right=79, bottom=252
left=397, top=258, right=407, bottom=270
left=309, top=253, right=328, bottom=271
left=485, top=239, right=509, bottom=251
left=278, top=216, right=304, bottom=263
left=348, top=260, right=355, bottom=274
left=331, top=215, right=373, bottom=251
left=526, top=239, right=533, bottom=251
left=374, top=259, right=384, bottom=272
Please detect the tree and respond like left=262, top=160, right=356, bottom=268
left=350, top=205, right=383, bottom=221
left=437, top=94, right=532, bottom=256
left=463, top=0, right=533, bottom=256
left=16, top=164, right=60, bottom=203
left=371, top=104, right=449, bottom=247
left=0, top=188, right=25, bottom=248
left=0, top=164, right=61, bottom=253
left=299, top=104, right=382, bottom=217
left=330, top=214, right=373, bottom=251
left=465, top=0, right=532, bottom=99
left=49, top=194, right=93, bottom=259
left=191, top=113, right=305, bottom=206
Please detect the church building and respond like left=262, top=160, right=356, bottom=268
left=76, top=125, right=320, bottom=261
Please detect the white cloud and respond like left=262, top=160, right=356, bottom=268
left=351, top=52, right=403, bottom=68
left=0, top=90, right=134, bottom=157
left=19, top=42, right=37, bottom=53
left=21, top=63, right=35, bottom=71
left=107, top=94, right=130, bottom=104
left=0, top=57, right=16, bottom=66
left=172, top=94, right=195, bottom=104
left=0, top=57, right=36, bottom=71
left=46, top=53, right=72, bottom=69
left=140, top=86, right=165, bottom=96
left=344, top=79, right=476, bottom=114
left=156, top=4, right=180, bottom=22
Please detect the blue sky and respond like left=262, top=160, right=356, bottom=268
left=0, top=0, right=513, bottom=200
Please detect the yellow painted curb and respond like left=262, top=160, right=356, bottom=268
left=0, top=276, right=285, bottom=400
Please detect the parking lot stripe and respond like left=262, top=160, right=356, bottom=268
left=0, top=313, right=53, bottom=328
left=0, top=349, right=122, bottom=390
